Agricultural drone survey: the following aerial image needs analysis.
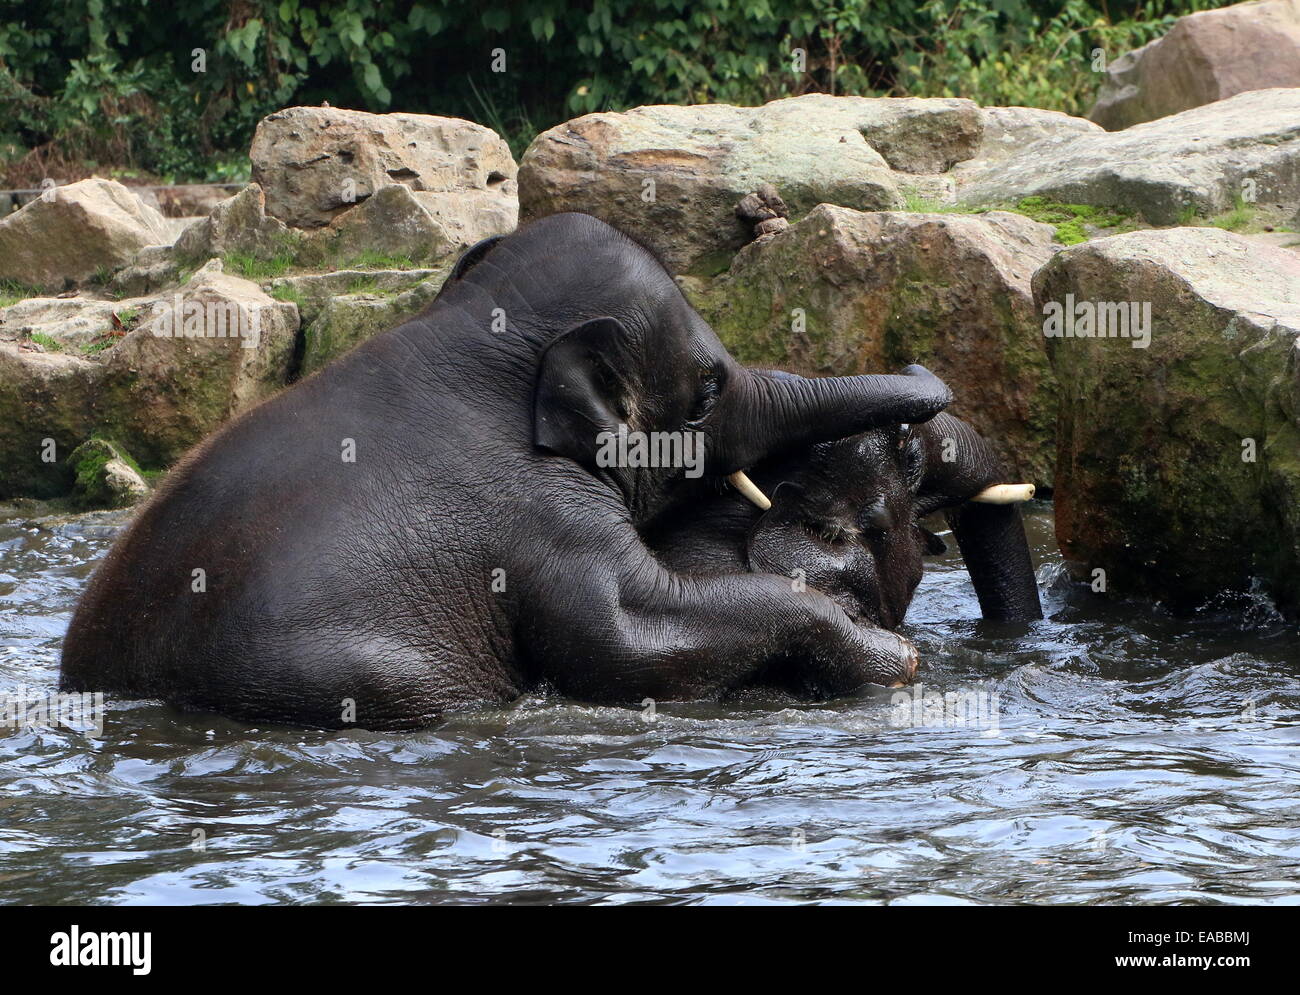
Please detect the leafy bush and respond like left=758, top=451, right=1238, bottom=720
left=0, top=0, right=1228, bottom=183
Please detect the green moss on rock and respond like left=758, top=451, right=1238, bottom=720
left=66, top=437, right=150, bottom=509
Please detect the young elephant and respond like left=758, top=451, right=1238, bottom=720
left=60, top=215, right=954, bottom=728
left=642, top=407, right=1042, bottom=679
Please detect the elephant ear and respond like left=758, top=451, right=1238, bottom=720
left=534, top=317, right=634, bottom=465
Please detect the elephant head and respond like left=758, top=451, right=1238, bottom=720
left=647, top=406, right=1043, bottom=630
left=438, top=216, right=954, bottom=525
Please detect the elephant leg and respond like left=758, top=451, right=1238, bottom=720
left=519, top=517, right=918, bottom=703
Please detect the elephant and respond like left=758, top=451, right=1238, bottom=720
left=642, top=404, right=1043, bottom=678
left=60, top=213, right=957, bottom=729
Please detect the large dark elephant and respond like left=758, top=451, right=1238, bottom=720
left=643, top=406, right=1043, bottom=678
left=60, top=213, right=955, bottom=729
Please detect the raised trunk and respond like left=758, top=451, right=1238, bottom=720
left=708, top=365, right=952, bottom=473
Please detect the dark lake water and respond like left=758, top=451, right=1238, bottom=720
left=2, top=506, right=1298, bottom=905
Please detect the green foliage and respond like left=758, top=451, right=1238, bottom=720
left=0, top=1, right=1230, bottom=182
left=269, top=282, right=306, bottom=308
left=1208, top=197, right=1258, bottom=232
left=219, top=230, right=302, bottom=278
left=223, top=249, right=296, bottom=280
left=29, top=331, right=62, bottom=350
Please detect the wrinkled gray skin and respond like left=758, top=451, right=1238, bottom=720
left=61, top=214, right=956, bottom=729
left=644, top=407, right=1042, bottom=655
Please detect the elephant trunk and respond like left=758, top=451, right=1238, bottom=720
left=710, top=365, right=952, bottom=477
left=914, top=413, right=1043, bottom=622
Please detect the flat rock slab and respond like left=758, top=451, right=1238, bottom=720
left=961, top=88, right=1300, bottom=225
left=268, top=268, right=444, bottom=325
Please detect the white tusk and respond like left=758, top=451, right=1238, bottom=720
left=970, top=483, right=1036, bottom=504
left=728, top=470, right=772, bottom=510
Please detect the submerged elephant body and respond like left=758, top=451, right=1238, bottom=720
left=61, top=214, right=962, bottom=729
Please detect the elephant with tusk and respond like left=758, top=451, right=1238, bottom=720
left=643, top=403, right=1043, bottom=683
left=60, top=213, right=957, bottom=729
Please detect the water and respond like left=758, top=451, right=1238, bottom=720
left=1, top=506, right=1297, bottom=905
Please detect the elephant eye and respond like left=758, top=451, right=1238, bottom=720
left=687, top=370, right=722, bottom=424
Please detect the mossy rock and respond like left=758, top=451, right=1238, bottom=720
left=688, top=204, right=1059, bottom=487
left=299, top=278, right=444, bottom=375
left=1038, top=227, right=1300, bottom=613
left=66, top=438, right=150, bottom=509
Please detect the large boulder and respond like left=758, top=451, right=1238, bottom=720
left=960, top=88, right=1300, bottom=226
left=0, top=261, right=297, bottom=498
left=295, top=183, right=487, bottom=267
left=1037, top=227, right=1300, bottom=613
left=0, top=178, right=172, bottom=290
left=1090, top=0, right=1300, bottom=130
left=691, top=204, right=1058, bottom=485
left=249, top=105, right=518, bottom=235
left=519, top=95, right=982, bottom=275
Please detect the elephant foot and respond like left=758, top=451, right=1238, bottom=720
left=892, top=636, right=920, bottom=688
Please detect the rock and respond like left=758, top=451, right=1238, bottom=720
left=299, top=277, right=443, bottom=375
left=960, top=88, right=1300, bottom=226
left=296, top=183, right=480, bottom=266
left=0, top=262, right=298, bottom=498
left=691, top=203, right=1058, bottom=485
left=521, top=94, right=982, bottom=274
left=173, top=184, right=296, bottom=262
left=0, top=296, right=140, bottom=348
left=249, top=105, right=518, bottom=233
left=971, top=106, right=1103, bottom=162
left=66, top=438, right=150, bottom=509
left=1037, top=227, right=1300, bottom=612
left=762, top=94, right=983, bottom=174
left=108, top=245, right=189, bottom=297
left=736, top=184, right=792, bottom=242
left=945, top=108, right=1103, bottom=201
left=1090, top=0, right=1300, bottom=130
left=0, top=350, right=98, bottom=497
left=156, top=184, right=237, bottom=218
left=0, top=178, right=173, bottom=290
left=267, top=267, right=445, bottom=326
